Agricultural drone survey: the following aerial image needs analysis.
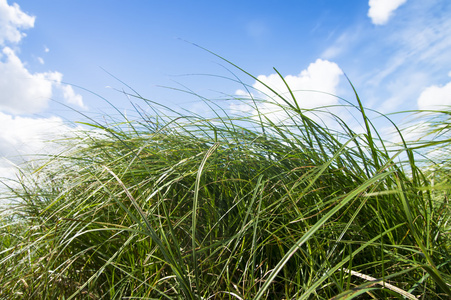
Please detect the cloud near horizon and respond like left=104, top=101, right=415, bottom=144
left=417, top=72, right=451, bottom=110
left=0, top=0, right=85, bottom=182
left=0, top=111, right=78, bottom=182
left=368, top=0, right=407, bottom=25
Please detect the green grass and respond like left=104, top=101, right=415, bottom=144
left=1, top=62, right=451, bottom=299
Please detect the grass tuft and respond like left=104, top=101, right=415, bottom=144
left=1, top=61, right=450, bottom=299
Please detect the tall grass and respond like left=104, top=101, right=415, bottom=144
left=1, top=62, right=450, bottom=299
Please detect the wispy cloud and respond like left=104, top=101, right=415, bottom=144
left=245, top=20, right=269, bottom=39
left=320, top=0, right=451, bottom=113
left=321, top=29, right=361, bottom=60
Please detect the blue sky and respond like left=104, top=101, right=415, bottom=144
left=1, top=0, right=451, bottom=180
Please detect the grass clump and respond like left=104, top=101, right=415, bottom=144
left=1, top=65, right=451, bottom=299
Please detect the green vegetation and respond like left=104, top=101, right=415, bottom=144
left=1, top=63, right=450, bottom=299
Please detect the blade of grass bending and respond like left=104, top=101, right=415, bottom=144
left=299, top=222, right=407, bottom=299
left=104, top=166, right=196, bottom=299
left=220, top=175, right=265, bottom=292
left=273, top=68, right=301, bottom=112
left=290, top=135, right=359, bottom=207
left=236, top=175, right=264, bottom=243
left=253, top=167, right=393, bottom=299
left=249, top=176, right=265, bottom=294
left=219, top=63, right=266, bottom=134
left=67, top=231, right=136, bottom=300
left=344, top=74, right=380, bottom=173
left=158, top=192, right=186, bottom=274
left=192, top=142, right=220, bottom=297
left=396, top=174, right=451, bottom=297
left=318, top=187, right=371, bottom=277
left=188, top=42, right=299, bottom=112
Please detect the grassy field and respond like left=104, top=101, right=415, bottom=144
left=1, top=64, right=451, bottom=299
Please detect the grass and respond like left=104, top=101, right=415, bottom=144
left=1, top=60, right=451, bottom=299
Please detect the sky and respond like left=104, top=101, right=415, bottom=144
left=1, top=0, right=451, bottom=181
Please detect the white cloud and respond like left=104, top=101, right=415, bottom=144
left=254, top=59, right=343, bottom=108
left=417, top=74, right=451, bottom=110
left=37, top=56, right=44, bottom=64
left=0, top=0, right=35, bottom=45
left=375, top=72, right=428, bottom=113
left=0, top=47, right=60, bottom=114
left=368, top=0, right=407, bottom=25
left=61, top=84, right=86, bottom=109
left=0, top=1, right=86, bottom=194
left=0, top=1, right=84, bottom=114
left=236, top=59, right=343, bottom=122
left=0, top=111, right=76, bottom=181
left=229, top=102, right=253, bottom=114
left=0, top=47, right=86, bottom=114
left=322, top=1, right=451, bottom=114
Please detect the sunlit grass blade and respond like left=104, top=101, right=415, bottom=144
left=1, top=56, right=450, bottom=299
